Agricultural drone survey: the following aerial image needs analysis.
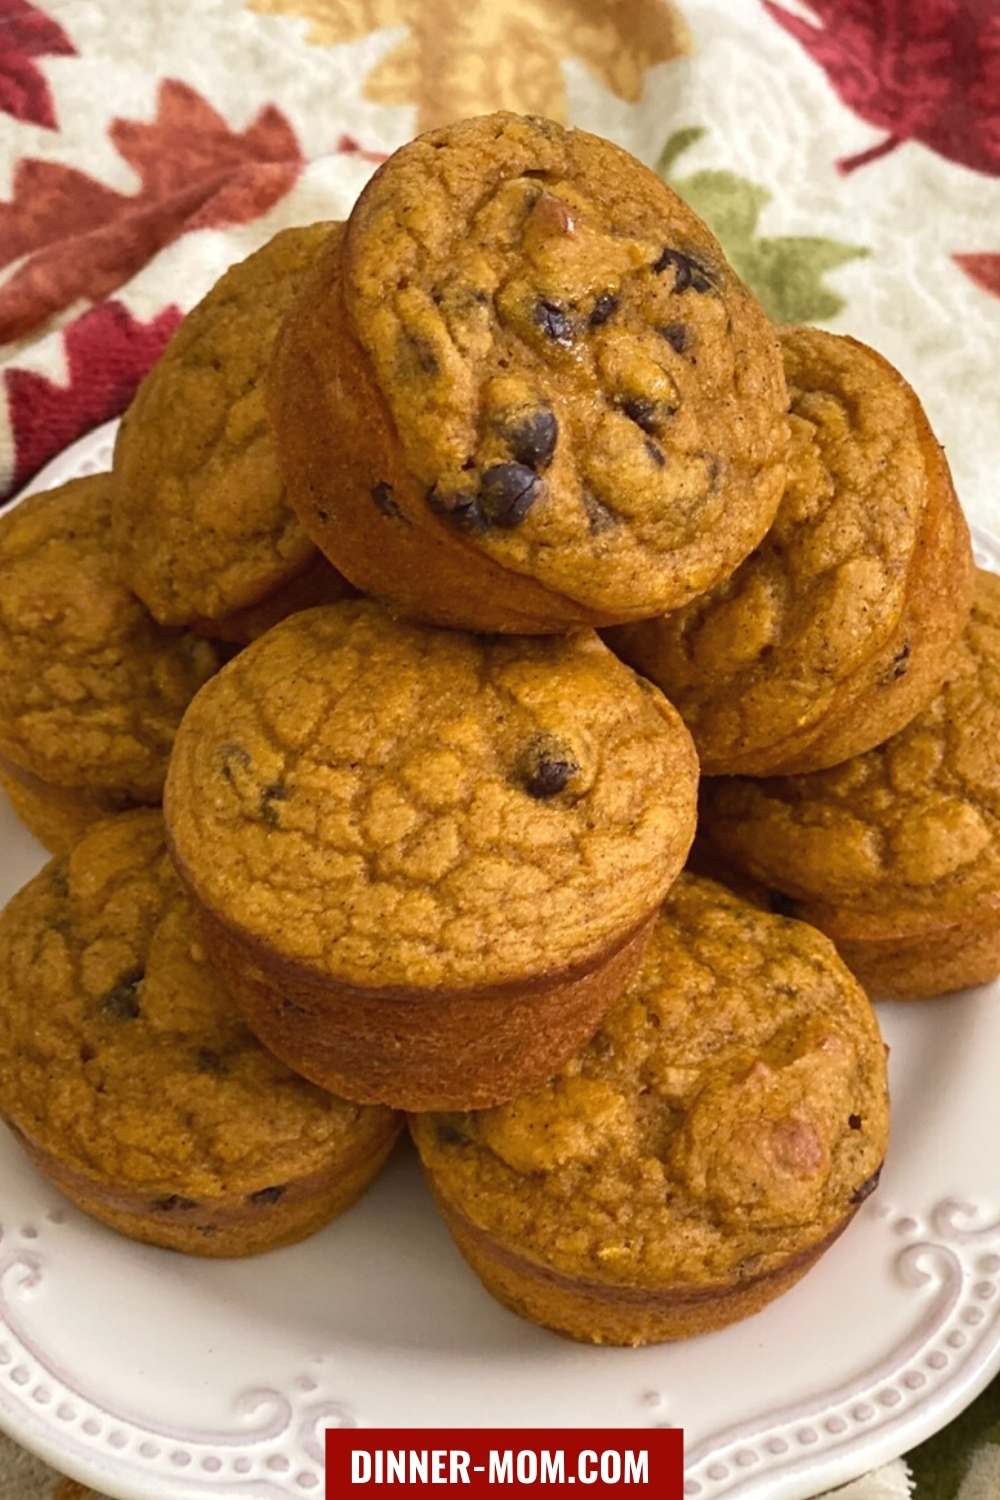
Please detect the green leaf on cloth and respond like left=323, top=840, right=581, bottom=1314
left=657, top=126, right=868, bottom=323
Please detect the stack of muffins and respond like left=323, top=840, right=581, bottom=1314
left=0, top=113, right=994, bottom=1348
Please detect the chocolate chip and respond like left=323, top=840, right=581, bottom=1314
left=436, top=1122, right=470, bottom=1147
left=520, top=744, right=580, bottom=800
left=479, top=464, right=543, bottom=528
left=248, top=1185, right=286, bottom=1207
left=589, top=292, right=618, bottom=327
left=221, top=744, right=250, bottom=785
left=583, top=491, right=618, bottom=534
left=644, top=438, right=666, bottom=467
left=316, top=508, right=330, bottom=523
left=622, top=396, right=659, bottom=434
left=101, top=971, right=143, bottom=1021
left=533, top=299, right=574, bottom=347
left=153, top=1195, right=199, bottom=1213
left=891, top=642, right=911, bottom=679
left=372, top=481, right=401, bottom=519
left=260, top=783, right=288, bottom=828
left=848, top=1114, right=863, bottom=1131
left=768, top=889, right=797, bottom=919
left=851, top=1166, right=883, bottom=1206
left=653, top=248, right=715, bottom=293
left=507, top=409, right=558, bottom=471
left=427, top=485, right=486, bottom=532
left=659, top=322, right=690, bottom=353
left=196, top=1048, right=227, bottom=1076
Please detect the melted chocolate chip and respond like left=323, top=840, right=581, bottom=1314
left=479, top=464, right=543, bottom=528
left=851, top=1166, right=883, bottom=1206
left=583, top=491, right=618, bottom=534
left=623, top=396, right=661, bottom=434
left=400, top=331, right=439, bottom=375
left=891, top=642, right=911, bottom=679
left=644, top=438, right=666, bottom=467
left=659, top=322, right=690, bottom=353
left=533, top=299, right=574, bottom=347
left=153, top=1195, right=199, bottom=1213
left=221, top=744, right=250, bottom=785
left=260, top=783, right=288, bottom=828
left=248, top=1185, right=286, bottom=1207
left=372, top=481, right=401, bottom=519
left=195, top=1225, right=218, bottom=1238
left=589, top=292, right=618, bottom=327
left=653, top=248, right=715, bottom=293
left=519, top=742, right=580, bottom=800
left=436, top=1122, right=470, bottom=1147
left=101, top=971, right=143, bottom=1022
left=196, top=1048, right=227, bottom=1076
left=427, top=485, right=486, bottom=532
left=507, top=409, right=558, bottom=471
left=848, top=1114, right=863, bottom=1131
left=316, top=508, right=330, bottom=523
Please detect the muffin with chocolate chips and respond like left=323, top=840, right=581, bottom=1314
left=412, top=874, right=889, bottom=1346
left=700, top=569, right=1000, bottom=1000
left=608, top=328, right=974, bottom=775
left=0, top=475, right=220, bottom=854
left=271, top=112, right=788, bottom=633
left=112, top=224, right=354, bottom=644
left=0, top=811, right=400, bottom=1256
left=164, top=600, right=698, bottom=1110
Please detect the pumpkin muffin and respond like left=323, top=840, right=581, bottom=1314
left=164, top=600, right=698, bottom=1110
left=112, top=223, right=354, bottom=640
left=608, top=328, right=974, bottom=776
left=0, top=811, right=400, bottom=1256
left=0, top=475, right=219, bottom=853
left=412, top=874, right=888, bottom=1346
left=271, top=112, right=788, bottom=633
left=700, top=569, right=1000, bottom=1000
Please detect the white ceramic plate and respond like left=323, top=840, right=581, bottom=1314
left=1, top=422, right=999, bottom=1500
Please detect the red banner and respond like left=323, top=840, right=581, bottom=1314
left=326, top=1429, right=683, bottom=1498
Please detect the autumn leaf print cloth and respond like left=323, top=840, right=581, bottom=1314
left=0, top=1, right=998, bottom=1497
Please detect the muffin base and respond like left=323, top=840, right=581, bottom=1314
left=430, top=1185, right=859, bottom=1346
left=196, top=898, right=657, bottom=1112
left=0, top=759, right=137, bottom=855
left=192, top=552, right=357, bottom=645
left=802, top=903, right=1000, bottom=1002
left=8, top=1117, right=401, bottom=1258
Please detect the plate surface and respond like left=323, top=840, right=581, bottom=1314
left=1, top=423, right=999, bottom=1500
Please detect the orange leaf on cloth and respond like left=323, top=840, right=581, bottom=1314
left=0, top=78, right=303, bottom=345
left=0, top=0, right=76, bottom=130
left=954, top=251, right=1000, bottom=297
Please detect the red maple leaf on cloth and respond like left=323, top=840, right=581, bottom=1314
left=953, top=252, right=1000, bottom=296
left=4, top=300, right=182, bottom=495
left=762, top=0, right=1000, bottom=175
left=0, top=0, right=75, bottom=130
left=0, top=78, right=304, bottom=345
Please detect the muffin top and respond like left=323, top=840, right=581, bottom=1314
left=165, top=600, right=698, bottom=991
left=701, top=568, right=1000, bottom=928
left=608, top=328, right=972, bottom=774
left=0, top=811, right=394, bottom=1197
left=338, top=111, right=787, bottom=618
left=112, top=223, right=338, bottom=628
left=413, top=874, right=888, bottom=1287
left=0, top=476, right=218, bottom=799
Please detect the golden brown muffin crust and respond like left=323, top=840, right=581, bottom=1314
left=165, top=600, right=698, bottom=992
left=0, top=812, right=396, bottom=1202
left=608, top=329, right=973, bottom=775
left=278, top=112, right=787, bottom=629
left=112, top=224, right=338, bottom=627
left=701, top=569, right=1000, bottom=933
left=0, top=476, right=218, bottom=800
left=412, top=875, right=888, bottom=1288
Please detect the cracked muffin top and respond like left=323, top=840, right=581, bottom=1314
left=0, top=811, right=395, bottom=1196
left=412, top=874, right=888, bottom=1287
left=165, top=600, right=698, bottom=991
left=701, top=568, right=1000, bottom=927
left=112, top=223, right=342, bottom=629
left=0, top=476, right=219, bottom=799
left=328, top=112, right=788, bottom=620
left=608, top=328, right=973, bottom=775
